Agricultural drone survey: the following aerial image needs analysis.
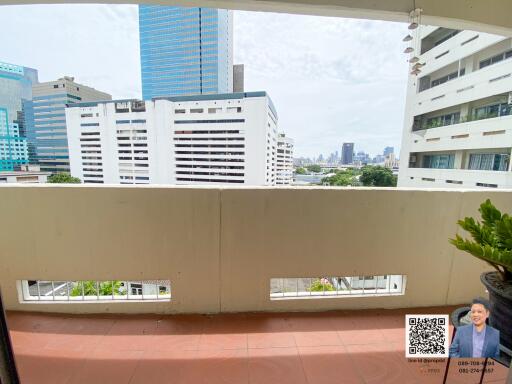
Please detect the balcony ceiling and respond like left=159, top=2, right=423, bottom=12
left=1, top=0, right=512, bottom=36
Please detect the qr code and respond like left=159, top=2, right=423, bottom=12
left=405, top=315, right=449, bottom=358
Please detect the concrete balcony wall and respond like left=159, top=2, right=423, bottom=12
left=413, top=59, right=512, bottom=116
left=1, top=186, right=512, bottom=314
left=418, top=32, right=505, bottom=76
left=400, top=168, right=512, bottom=188
left=408, top=114, right=512, bottom=152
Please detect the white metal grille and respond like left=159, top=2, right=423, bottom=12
left=19, top=280, right=171, bottom=302
left=270, top=275, right=406, bottom=300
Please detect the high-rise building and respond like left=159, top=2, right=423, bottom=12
left=233, top=64, right=244, bottom=93
left=383, top=146, right=394, bottom=157
left=139, top=5, right=233, bottom=99
left=66, top=92, right=288, bottom=186
left=0, top=61, right=38, bottom=171
left=341, top=142, right=354, bottom=164
left=24, top=76, right=111, bottom=173
left=276, top=133, right=294, bottom=185
left=399, top=27, right=512, bottom=189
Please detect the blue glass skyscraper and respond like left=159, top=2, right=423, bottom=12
left=139, top=5, right=233, bottom=99
left=0, top=61, right=38, bottom=171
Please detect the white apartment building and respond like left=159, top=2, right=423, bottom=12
left=276, top=133, right=294, bottom=185
left=65, top=92, right=285, bottom=186
left=398, top=27, right=512, bottom=189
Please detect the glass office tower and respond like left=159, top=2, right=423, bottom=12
left=23, top=76, right=111, bottom=173
left=0, top=61, right=38, bottom=171
left=139, top=5, right=233, bottom=99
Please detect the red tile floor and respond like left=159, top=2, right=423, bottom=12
left=6, top=307, right=509, bottom=384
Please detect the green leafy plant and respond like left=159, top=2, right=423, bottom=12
left=70, top=281, right=126, bottom=296
left=449, top=199, right=512, bottom=281
left=47, top=172, right=81, bottom=184
left=309, top=278, right=335, bottom=292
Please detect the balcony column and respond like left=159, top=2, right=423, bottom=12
left=454, top=151, right=464, bottom=170
left=460, top=104, right=470, bottom=121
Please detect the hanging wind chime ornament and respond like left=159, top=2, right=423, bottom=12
left=403, top=6, right=423, bottom=76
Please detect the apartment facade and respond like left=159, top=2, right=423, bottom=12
left=399, top=28, right=512, bottom=189
left=139, top=5, right=233, bottom=99
left=24, top=76, right=111, bottom=173
left=0, top=165, right=50, bottom=184
left=66, top=92, right=284, bottom=186
left=0, top=61, right=38, bottom=171
left=276, top=133, right=294, bottom=185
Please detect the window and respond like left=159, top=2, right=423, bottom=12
left=174, top=119, right=245, bottom=124
left=472, top=103, right=511, bottom=120
left=19, top=280, right=171, bottom=302
left=422, top=112, right=460, bottom=129
left=174, top=109, right=186, bottom=114
left=431, top=71, right=459, bottom=88
left=81, top=113, right=93, bottom=118
left=270, top=275, right=406, bottom=299
left=480, top=49, right=512, bottom=69
left=434, top=30, right=460, bottom=46
left=422, top=154, right=455, bottom=169
left=208, top=107, right=222, bottom=114
left=190, top=108, right=204, bottom=113
left=468, top=153, right=509, bottom=171
left=53, top=84, right=58, bottom=88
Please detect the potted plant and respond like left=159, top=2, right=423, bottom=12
left=450, top=199, right=512, bottom=349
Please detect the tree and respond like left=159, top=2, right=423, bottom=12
left=306, top=164, right=321, bottom=173
left=48, top=172, right=81, bottom=184
left=295, top=167, right=306, bottom=175
left=359, top=166, right=397, bottom=187
left=322, top=169, right=361, bottom=186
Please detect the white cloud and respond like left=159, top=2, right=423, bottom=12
left=234, top=11, right=410, bottom=157
left=0, top=4, right=140, bottom=99
left=0, top=5, right=409, bottom=158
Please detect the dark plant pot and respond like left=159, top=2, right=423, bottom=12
left=480, top=271, right=512, bottom=350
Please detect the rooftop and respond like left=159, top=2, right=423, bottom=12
left=9, top=306, right=508, bottom=384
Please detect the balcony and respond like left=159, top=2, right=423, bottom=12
left=412, top=59, right=512, bottom=116
left=7, top=306, right=510, bottom=384
left=0, top=185, right=512, bottom=382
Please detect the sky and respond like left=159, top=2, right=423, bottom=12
left=0, top=4, right=410, bottom=158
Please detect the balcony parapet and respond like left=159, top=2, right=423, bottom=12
left=0, top=185, right=511, bottom=314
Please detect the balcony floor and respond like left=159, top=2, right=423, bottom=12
left=6, top=307, right=509, bottom=384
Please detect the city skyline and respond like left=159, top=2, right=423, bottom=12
left=0, top=4, right=407, bottom=158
